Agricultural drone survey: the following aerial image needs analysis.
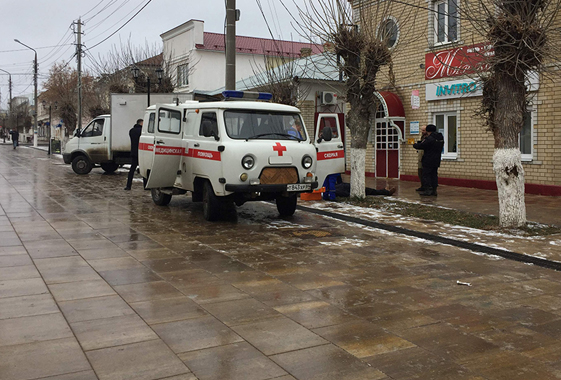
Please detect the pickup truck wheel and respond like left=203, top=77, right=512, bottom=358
left=101, top=162, right=119, bottom=173
left=71, top=156, right=92, bottom=175
left=203, top=181, right=220, bottom=221
left=276, top=195, right=297, bottom=217
left=151, top=188, right=172, bottom=206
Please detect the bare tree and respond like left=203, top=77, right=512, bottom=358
left=42, top=63, right=98, bottom=135
left=287, top=0, right=419, bottom=197
left=460, top=0, right=561, bottom=227
left=86, top=39, right=175, bottom=113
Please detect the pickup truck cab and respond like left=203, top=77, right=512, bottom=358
left=139, top=91, right=345, bottom=220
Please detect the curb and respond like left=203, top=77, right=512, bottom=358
left=298, top=204, right=561, bottom=272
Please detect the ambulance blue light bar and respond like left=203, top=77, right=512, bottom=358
left=222, top=91, right=273, bottom=101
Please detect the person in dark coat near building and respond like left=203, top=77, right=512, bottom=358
left=416, top=125, right=428, bottom=192
left=124, top=119, right=143, bottom=190
left=413, top=124, right=444, bottom=196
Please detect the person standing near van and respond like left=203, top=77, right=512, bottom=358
left=124, top=119, right=143, bottom=190
left=413, top=124, right=444, bottom=196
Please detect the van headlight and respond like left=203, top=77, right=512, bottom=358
left=302, top=155, right=313, bottom=169
left=242, top=155, right=255, bottom=170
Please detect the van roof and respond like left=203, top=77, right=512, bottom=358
left=146, top=101, right=300, bottom=113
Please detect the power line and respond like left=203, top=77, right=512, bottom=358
left=85, top=0, right=152, bottom=51
left=82, top=0, right=111, bottom=20
left=0, top=44, right=74, bottom=54
left=86, top=0, right=142, bottom=41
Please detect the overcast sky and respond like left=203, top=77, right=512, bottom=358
left=0, top=0, right=309, bottom=108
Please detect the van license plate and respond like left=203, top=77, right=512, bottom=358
left=287, top=184, right=311, bottom=192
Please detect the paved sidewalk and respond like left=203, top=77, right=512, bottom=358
left=359, top=175, right=561, bottom=227
left=3, top=146, right=561, bottom=380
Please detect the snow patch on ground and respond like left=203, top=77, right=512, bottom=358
left=301, top=199, right=561, bottom=263
left=319, top=238, right=368, bottom=247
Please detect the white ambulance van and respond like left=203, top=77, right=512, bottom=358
left=138, top=91, right=345, bottom=221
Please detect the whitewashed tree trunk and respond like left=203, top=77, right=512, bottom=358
left=350, top=147, right=366, bottom=198
left=493, top=148, right=526, bottom=227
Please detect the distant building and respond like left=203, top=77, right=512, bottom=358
left=161, top=19, right=322, bottom=95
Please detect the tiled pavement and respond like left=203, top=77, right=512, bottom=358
left=2, top=146, right=561, bottom=379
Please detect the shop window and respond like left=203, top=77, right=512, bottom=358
left=433, top=0, right=458, bottom=45
left=177, top=63, right=189, bottom=87
left=434, top=112, right=457, bottom=159
left=520, top=110, right=533, bottom=161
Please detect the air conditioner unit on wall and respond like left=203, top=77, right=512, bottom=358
left=320, top=91, right=337, bottom=105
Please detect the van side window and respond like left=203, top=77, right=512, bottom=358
left=147, top=113, right=155, bottom=133
left=318, top=116, right=339, bottom=138
left=158, top=109, right=181, bottom=134
left=199, top=112, right=218, bottom=138
left=81, top=119, right=104, bottom=137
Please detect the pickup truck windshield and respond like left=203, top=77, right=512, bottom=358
left=224, top=110, right=307, bottom=141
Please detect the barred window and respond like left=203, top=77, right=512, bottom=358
left=177, top=64, right=189, bottom=87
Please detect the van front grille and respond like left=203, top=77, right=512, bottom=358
left=259, top=167, right=298, bottom=184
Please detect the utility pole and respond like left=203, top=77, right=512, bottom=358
left=14, top=39, right=38, bottom=147
left=225, top=0, right=236, bottom=90
left=75, top=18, right=83, bottom=132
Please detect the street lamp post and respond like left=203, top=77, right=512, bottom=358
left=0, top=68, right=12, bottom=140
left=14, top=39, right=38, bottom=148
left=42, top=101, right=57, bottom=155
left=131, top=66, right=164, bottom=107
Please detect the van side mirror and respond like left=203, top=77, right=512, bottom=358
left=317, top=126, right=333, bottom=143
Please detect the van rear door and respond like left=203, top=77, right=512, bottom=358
left=314, top=113, right=345, bottom=186
left=144, top=107, right=184, bottom=189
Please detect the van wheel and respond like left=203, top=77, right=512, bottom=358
left=276, top=195, right=297, bottom=217
left=203, top=181, right=220, bottom=221
left=151, top=188, right=172, bottom=206
left=72, top=156, right=92, bottom=175
left=101, top=162, right=119, bottom=173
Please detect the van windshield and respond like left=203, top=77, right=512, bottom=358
left=224, top=110, right=307, bottom=141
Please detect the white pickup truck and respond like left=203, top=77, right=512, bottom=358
left=63, top=93, right=192, bottom=174
left=139, top=91, right=345, bottom=220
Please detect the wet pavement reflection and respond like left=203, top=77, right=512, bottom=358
left=2, top=147, right=561, bottom=379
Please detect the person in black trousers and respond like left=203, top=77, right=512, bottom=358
left=9, top=129, right=19, bottom=149
left=413, top=124, right=444, bottom=196
left=124, top=119, right=143, bottom=190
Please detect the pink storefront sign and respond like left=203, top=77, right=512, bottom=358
left=425, top=43, right=493, bottom=80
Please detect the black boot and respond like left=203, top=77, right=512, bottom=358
left=421, top=187, right=436, bottom=196
left=415, top=187, right=425, bottom=192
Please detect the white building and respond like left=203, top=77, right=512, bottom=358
left=161, top=19, right=322, bottom=95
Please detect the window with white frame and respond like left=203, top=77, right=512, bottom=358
left=177, top=63, right=189, bottom=87
left=434, top=112, right=457, bottom=159
left=434, top=0, right=458, bottom=45
left=520, top=110, right=533, bottom=161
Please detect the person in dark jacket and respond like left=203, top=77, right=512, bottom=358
left=9, top=129, right=19, bottom=149
left=333, top=174, right=396, bottom=198
left=124, top=119, right=143, bottom=190
left=413, top=124, right=444, bottom=196
left=416, top=125, right=428, bottom=192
